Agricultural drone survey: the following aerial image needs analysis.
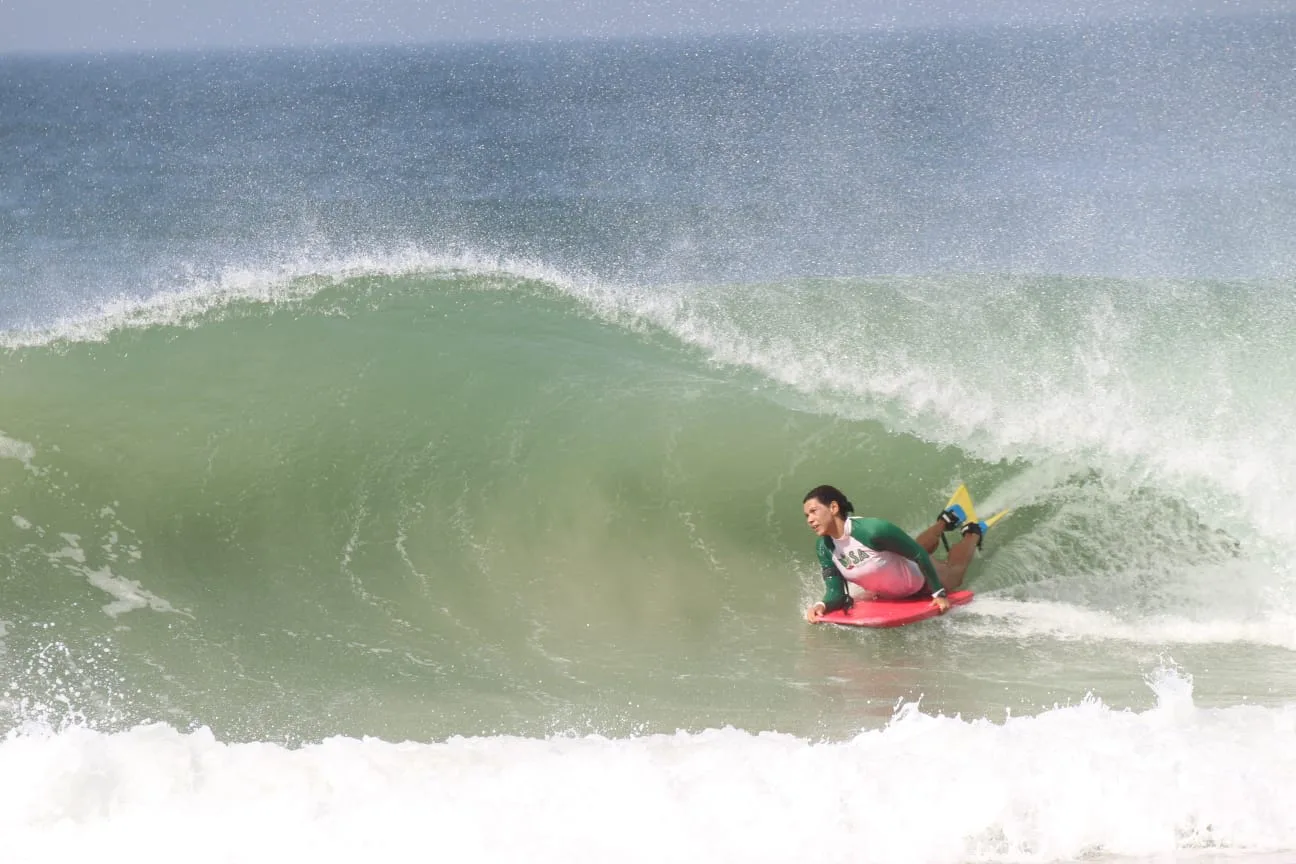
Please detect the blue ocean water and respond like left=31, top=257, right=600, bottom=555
left=2, top=15, right=1296, bottom=863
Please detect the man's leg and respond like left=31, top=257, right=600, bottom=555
left=919, top=504, right=971, bottom=553
left=932, top=533, right=980, bottom=591
left=914, top=521, right=946, bottom=554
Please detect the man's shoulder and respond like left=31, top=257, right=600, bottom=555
left=848, top=516, right=899, bottom=540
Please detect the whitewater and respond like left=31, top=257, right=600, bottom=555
left=3, top=668, right=1294, bottom=864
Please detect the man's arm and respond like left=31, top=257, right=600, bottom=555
left=851, top=517, right=945, bottom=595
left=816, top=537, right=852, bottom=612
left=820, top=565, right=852, bottom=612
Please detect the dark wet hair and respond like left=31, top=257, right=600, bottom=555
left=803, top=485, right=854, bottom=516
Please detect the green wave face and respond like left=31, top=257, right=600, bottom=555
left=1, top=267, right=1289, bottom=740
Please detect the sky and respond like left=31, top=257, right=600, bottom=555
left=0, top=0, right=1288, bottom=54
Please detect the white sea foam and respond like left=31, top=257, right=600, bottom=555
left=0, top=431, right=38, bottom=472
left=0, top=248, right=591, bottom=350
left=1, top=669, right=1292, bottom=864
left=46, top=534, right=185, bottom=619
left=963, top=596, right=1296, bottom=652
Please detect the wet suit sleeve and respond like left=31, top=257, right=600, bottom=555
left=850, top=517, right=944, bottom=596
left=816, top=536, right=852, bottom=612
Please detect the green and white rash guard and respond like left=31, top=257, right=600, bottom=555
left=816, top=516, right=944, bottom=612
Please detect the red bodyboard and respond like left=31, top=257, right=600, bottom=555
left=816, top=590, right=974, bottom=628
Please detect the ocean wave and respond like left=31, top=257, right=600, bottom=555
left=1, top=260, right=1292, bottom=745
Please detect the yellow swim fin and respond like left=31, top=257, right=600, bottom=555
left=983, top=508, right=1012, bottom=530
left=943, top=484, right=979, bottom=524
